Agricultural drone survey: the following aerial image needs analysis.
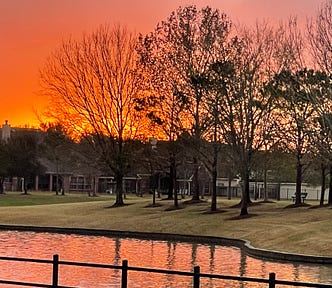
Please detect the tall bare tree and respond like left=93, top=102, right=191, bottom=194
left=40, top=25, right=148, bottom=206
left=310, top=114, right=332, bottom=205
left=308, top=0, right=332, bottom=205
left=209, top=23, right=278, bottom=216
left=267, top=69, right=330, bottom=205
left=138, top=6, right=233, bottom=204
left=307, top=0, right=332, bottom=74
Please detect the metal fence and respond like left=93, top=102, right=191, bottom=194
left=0, top=254, right=331, bottom=287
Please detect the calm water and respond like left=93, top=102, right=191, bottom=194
left=0, top=230, right=331, bottom=287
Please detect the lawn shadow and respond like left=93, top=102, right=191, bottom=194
left=229, top=201, right=266, bottom=209
left=284, top=203, right=311, bottom=209
left=309, top=203, right=331, bottom=209
left=257, top=200, right=275, bottom=204
left=160, top=197, right=174, bottom=201
left=164, top=204, right=186, bottom=211
left=226, top=213, right=259, bottom=220
left=202, top=209, right=228, bottom=215
left=182, top=199, right=208, bottom=205
left=144, top=203, right=164, bottom=208
left=105, top=203, right=134, bottom=209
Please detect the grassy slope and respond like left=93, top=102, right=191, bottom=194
left=0, top=192, right=330, bottom=256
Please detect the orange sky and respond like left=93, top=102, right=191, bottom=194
left=0, top=0, right=325, bottom=127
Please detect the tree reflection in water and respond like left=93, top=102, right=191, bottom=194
left=0, top=231, right=330, bottom=287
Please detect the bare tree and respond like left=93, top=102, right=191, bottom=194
left=307, top=0, right=332, bottom=205
left=307, top=0, right=332, bottom=73
left=267, top=69, right=330, bottom=205
left=273, top=17, right=307, bottom=72
left=310, top=114, right=332, bottom=205
left=210, top=22, right=278, bottom=216
left=138, top=6, right=233, bottom=204
left=40, top=25, right=148, bottom=206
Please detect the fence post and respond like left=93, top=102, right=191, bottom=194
left=52, top=254, right=59, bottom=288
left=121, top=260, right=128, bottom=288
left=193, top=266, right=200, bottom=288
left=269, top=272, right=276, bottom=288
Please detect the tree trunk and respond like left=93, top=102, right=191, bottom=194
left=211, top=141, right=218, bottom=212
left=295, top=160, right=303, bottom=205
left=320, top=164, right=326, bottom=206
left=114, top=172, right=124, bottom=206
left=240, top=170, right=249, bottom=216
left=227, top=176, right=232, bottom=200
left=0, top=178, right=4, bottom=194
left=91, top=176, right=97, bottom=197
left=191, top=156, right=200, bottom=201
left=263, top=145, right=269, bottom=202
left=329, top=165, right=332, bottom=205
left=211, top=168, right=217, bottom=211
left=263, top=168, right=268, bottom=202
left=23, top=177, right=28, bottom=195
left=87, top=176, right=92, bottom=197
left=55, top=174, right=59, bottom=195
left=173, top=162, right=178, bottom=207
left=167, top=155, right=175, bottom=200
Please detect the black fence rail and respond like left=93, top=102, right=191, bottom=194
left=0, top=254, right=331, bottom=287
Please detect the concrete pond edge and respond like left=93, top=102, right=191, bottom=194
left=0, top=224, right=331, bottom=265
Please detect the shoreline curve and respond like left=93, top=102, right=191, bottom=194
left=0, top=224, right=331, bottom=264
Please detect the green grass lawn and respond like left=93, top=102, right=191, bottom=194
left=0, top=191, right=110, bottom=206
left=0, top=192, right=331, bottom=257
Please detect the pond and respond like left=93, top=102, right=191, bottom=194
left=0, top=230, right=331, bottom=287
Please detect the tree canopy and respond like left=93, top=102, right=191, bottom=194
left=39, top=2, right=332, bottom=213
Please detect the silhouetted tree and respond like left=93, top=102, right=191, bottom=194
left=210, top=23, right=278, bottom=216
left=307, top=1, right=332, bottom=205
left=42, top=123, right=74, bottom=195
left=267, top=69, right=331, bottom=205
left=7, top=134, right=45, bottom=194
left=0, top=140, right=11, bottom=194
left=138, top=6, right=233, bottom=206
left=40, top=25, right=149, bottom=206
left=310, top=114, right=332, bottom=205
left=307, top=0, right=332, bottom=74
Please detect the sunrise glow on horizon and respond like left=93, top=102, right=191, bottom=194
left=0, top=0, right=326, bottom=127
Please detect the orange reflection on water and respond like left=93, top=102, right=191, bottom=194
left=0, top=231, right=330, bottom=287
